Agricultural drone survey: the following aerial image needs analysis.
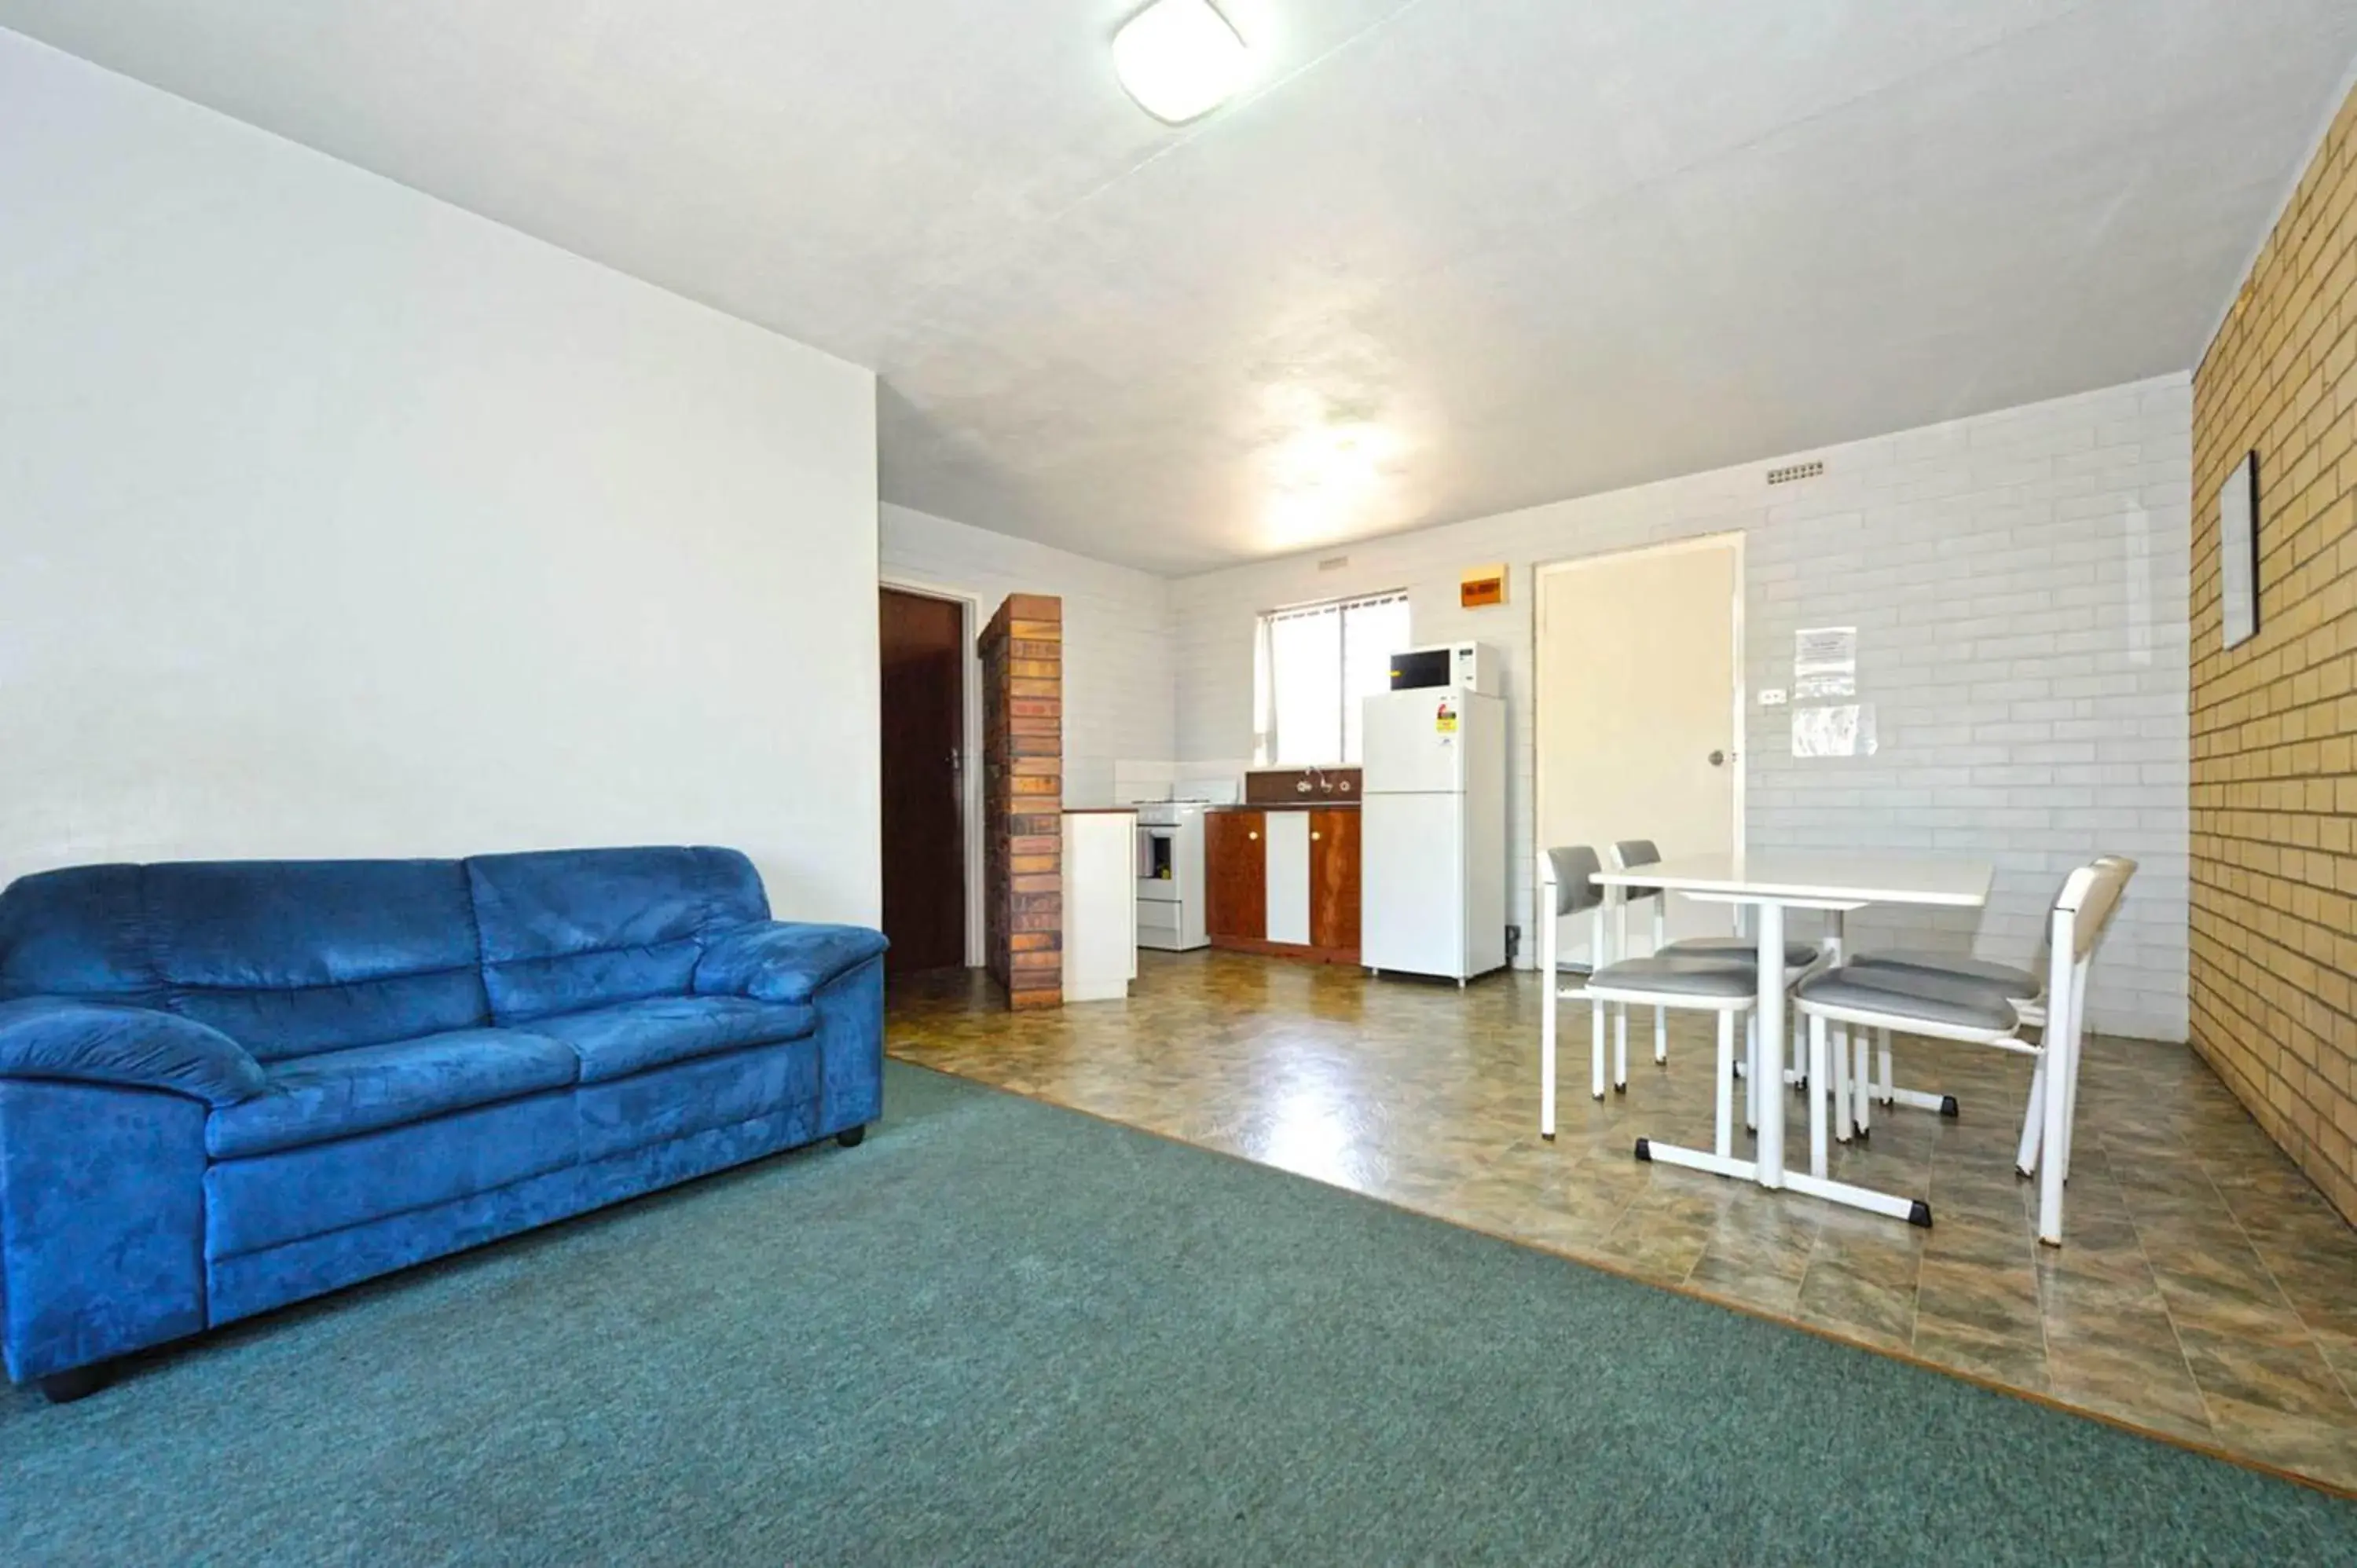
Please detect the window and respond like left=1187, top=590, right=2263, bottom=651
left=1254, top=591, right=1411, bottom=764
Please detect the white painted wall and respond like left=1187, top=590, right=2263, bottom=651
left=1175, top=377, right=2193, bottom=1042
left=880, top=503, right=1175, bottom=807
left=0, top=34, right=883, bottom=924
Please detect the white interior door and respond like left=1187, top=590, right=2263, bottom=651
left=1535, top=537, right=1742, bottom=965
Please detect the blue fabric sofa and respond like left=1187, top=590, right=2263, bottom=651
left=0, top=846, right=885, bottom=1401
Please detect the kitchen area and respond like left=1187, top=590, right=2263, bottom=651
left=1124, top=641, right=1506, bottom=988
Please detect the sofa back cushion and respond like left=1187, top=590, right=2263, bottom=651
left=0, top=860, right=491, bottom=1061
left=464, top=847, right=769, bottom=1024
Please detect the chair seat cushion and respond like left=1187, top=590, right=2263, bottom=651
left=1664, top=936, right=1821, bottom=969
left=1798, top=969, right=2019, bottom=1032
left=207, top=1028, right=581, bottom=1159
left=1848, top=949, right=2040, bottom=998
left=1589, top=956, right=1758, bottom=999
left=526, top=995, right=817, bottom=1084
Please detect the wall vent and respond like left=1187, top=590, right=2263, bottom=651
left=1765, top=460, right=1824, bottom=486
left=1317, top=555, right=1350, bottom=572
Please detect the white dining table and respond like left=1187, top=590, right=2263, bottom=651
left=1589, top=850, right=1993, bottom=1222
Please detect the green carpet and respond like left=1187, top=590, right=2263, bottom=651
left=1, top=1063, right=2347, bottom=1565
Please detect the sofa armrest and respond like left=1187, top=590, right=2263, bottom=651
left=0, top=997, right=266, bottom=1107
left=694, top=922, right=889, bottom=1006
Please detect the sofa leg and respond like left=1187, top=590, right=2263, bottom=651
left=835, top=1124, right=867, bottom=1149
left=38, top=1362, right=116, bottom=1405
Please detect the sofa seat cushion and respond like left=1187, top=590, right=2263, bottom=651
left=206, top=1028, right=580, bottom=1159
left=527, top=995, right=817, bottom=1085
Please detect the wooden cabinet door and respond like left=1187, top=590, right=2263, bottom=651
left=1310, top=808, right=1362, bottom=954
left=1204, top=811, right=1266, bottom=940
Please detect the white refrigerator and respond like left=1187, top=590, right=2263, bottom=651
left=1360, top=686, right=1507, bottom=984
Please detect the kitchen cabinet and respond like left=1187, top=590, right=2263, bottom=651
left=1310, top=808, right=1362, bottom=953
left=1061, top=810, right=1138, bottom=1002
left=1264, top=813, right=1312, bottom=945
left=1205, top=807, right=1361, bottom=965
left=1205, top=810, right=1266, bottom=941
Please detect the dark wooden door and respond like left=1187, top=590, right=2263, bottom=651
left=879, top=588, right=966, bottom=975
left=1310, top=808, right=1362, bottom=954
left=1204, top=811, right=1266, bottom=940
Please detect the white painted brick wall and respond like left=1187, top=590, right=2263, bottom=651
left=1171, top=376, right=2192, bottom=1042
left=880, top=503, right=1177, bottom=807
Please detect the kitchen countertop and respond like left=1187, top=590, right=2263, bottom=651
left=1208, top=800, right=1359, bottom=811
left=1061, top=807, right=1140, bottom=815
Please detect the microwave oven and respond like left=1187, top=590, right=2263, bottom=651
left=1387, top=641, right=1494, bottom=694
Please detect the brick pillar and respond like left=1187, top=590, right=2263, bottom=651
left=978, top=593, right=1061, bottom=1009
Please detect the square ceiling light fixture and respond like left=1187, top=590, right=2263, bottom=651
left=1114, top=0, right=1252, bottom=125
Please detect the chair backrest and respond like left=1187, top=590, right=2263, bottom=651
left=1611, top=840, right=1660, bottom=870
left=2066, top=855, right=2137, bottom=962
left=1541, top=846, right=1603, bottom=916
left=2024, top=853, right=2136, bottom=969
left=1606, top=840, right=1666, bottom=903
left=1603, top=844, right=1678, bottom=905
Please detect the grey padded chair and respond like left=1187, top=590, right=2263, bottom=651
left=1794, top=858, right=2136, bottom=1244
left=1608, top=841, right=1822, bottom=970
left=1606, top=840, right=1822, bottom=1103
left=1539, top=847, right=1758, bottom=1161
left=1837, top=855, right=2136, bottom=1150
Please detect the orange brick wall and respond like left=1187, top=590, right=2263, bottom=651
left=2190, top=83, right=2357, bottom=1224
left=978, top=593, right=1063, bottom=1009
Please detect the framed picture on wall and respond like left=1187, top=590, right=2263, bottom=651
left=2220, top=450, right=2259, bottom=650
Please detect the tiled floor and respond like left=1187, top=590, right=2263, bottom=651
left=888, top=950, right=2357, bottom=1494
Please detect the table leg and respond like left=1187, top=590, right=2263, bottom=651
left=1754, top=901, right=1787, bottom=1189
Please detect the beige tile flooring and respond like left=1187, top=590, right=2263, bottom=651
left=887, top=950, right=2357, bottom=1495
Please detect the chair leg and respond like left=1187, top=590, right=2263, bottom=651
left=1744, top=1013, right=1763, bottom=1127
left=1877, top=1028, right=1895, bottom=1107
left=1808, top=1013, right=1830, bottom=1178
left=1615, top=1003, right=1629, bottom=1092
left=1591, top=998, right=1607, bottom=1101
left=1746, top=1011, right=1761, bottom=1132
left=2037, top=1037, right=2069, bottom=1245
left=1655, top=1004, right=1669, bottom=1066
left=1714, top=1010, right=1736, bottom=1158
left=2059, top=982, right=2088, bottom=1181
left=1852, top=1030, right=1872, bottom=1138
left=2016, top=1058, right=2046, bottom=1178
left=1831, top=1022, right=1852, bottom=1145
left=1540, top=984, right=1558, bottom=1141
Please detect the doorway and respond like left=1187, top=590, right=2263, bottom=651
left=879, top=586, right=969, bottom=976
left=1534, top=534, right=1744, bottom=965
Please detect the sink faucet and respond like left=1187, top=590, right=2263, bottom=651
left=1308, top=764, right=1333, bottom=794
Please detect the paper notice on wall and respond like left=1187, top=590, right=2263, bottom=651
left=1792, top=702, right=1877, bottom=758
left=1794, top=626, right=1857, bottom=699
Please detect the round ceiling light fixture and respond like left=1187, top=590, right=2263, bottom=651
left=1113, top=0, right=1252, bottom=126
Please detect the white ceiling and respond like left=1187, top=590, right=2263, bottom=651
left=5, top=2, right=2352, bottom=573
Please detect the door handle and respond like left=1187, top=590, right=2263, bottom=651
left=1708, top=749, right=1727, bottom=768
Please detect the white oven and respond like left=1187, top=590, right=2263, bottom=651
left=1133, top=800, right=1208, bottom=949
left=1138, top=819, right=1182, bottom=901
